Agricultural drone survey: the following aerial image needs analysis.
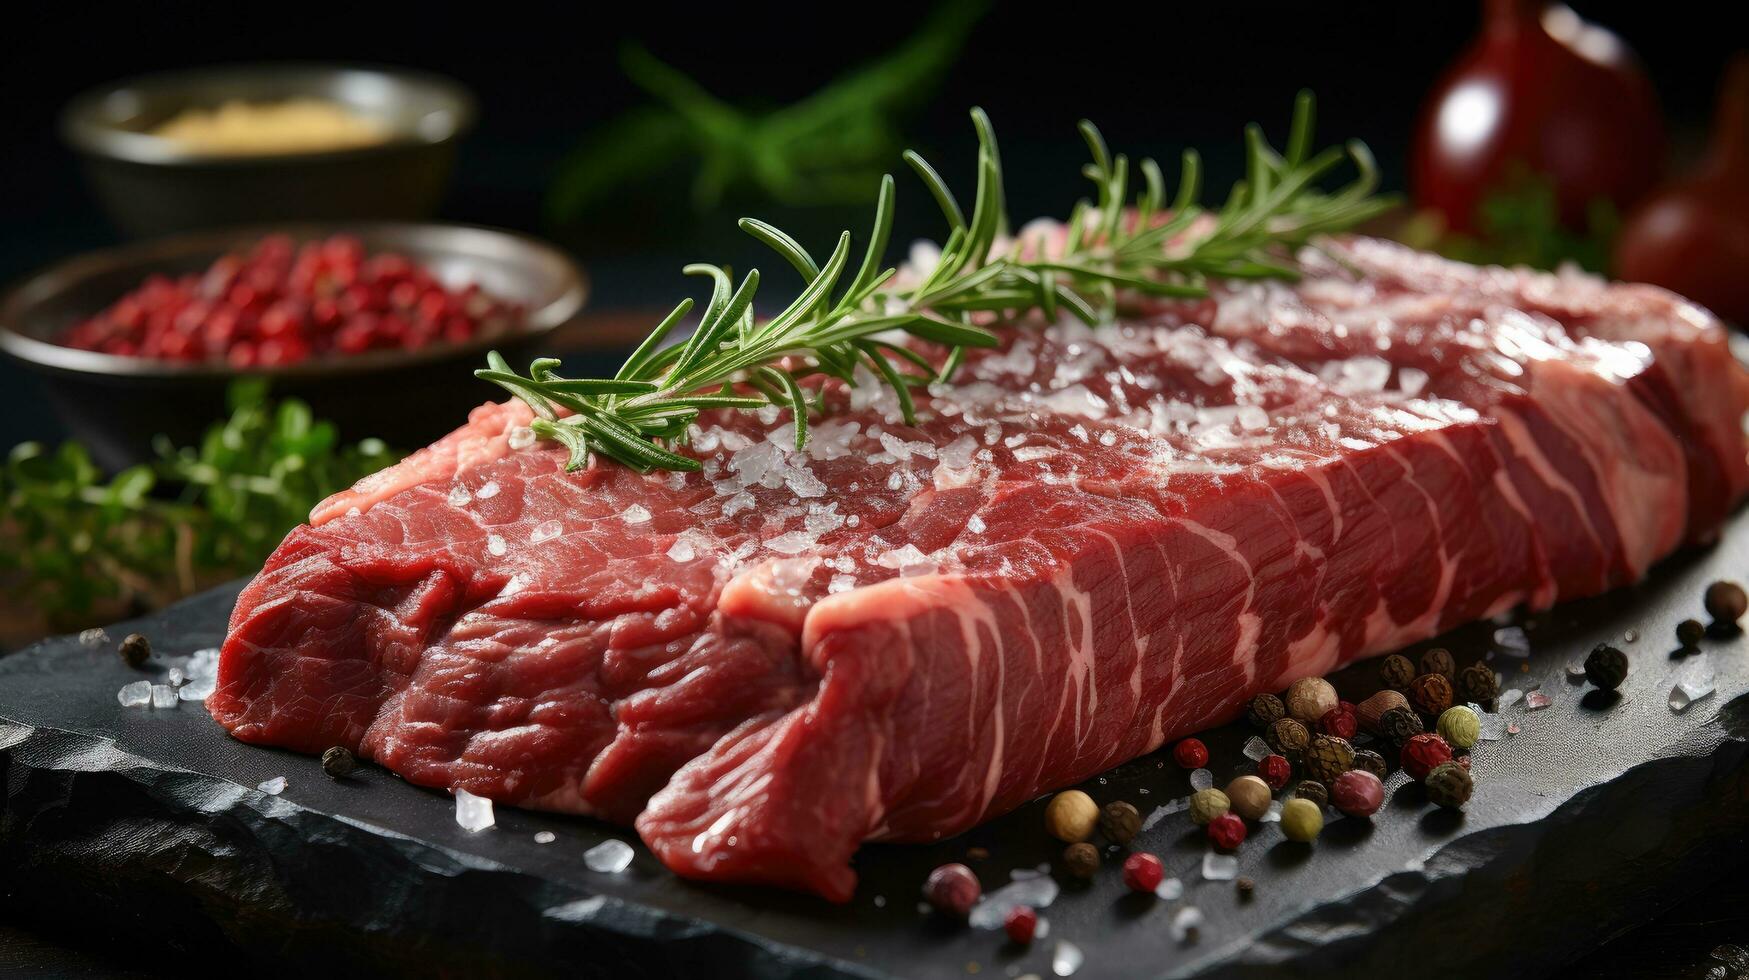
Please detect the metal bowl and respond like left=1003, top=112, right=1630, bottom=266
left=0, top=223, right=586, bottom=470
left=62, top=64, right=476, bottom=238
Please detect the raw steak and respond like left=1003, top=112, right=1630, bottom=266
left=208, top=237, right=1749, bottom=900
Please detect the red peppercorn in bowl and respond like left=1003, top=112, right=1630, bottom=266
left=0, top=223, right=587, bottom=469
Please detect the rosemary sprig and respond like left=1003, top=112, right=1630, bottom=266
left=481, top=92, right=1390, bottom=473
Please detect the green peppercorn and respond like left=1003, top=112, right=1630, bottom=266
left=1704, top=580, right=1747, bottom=625
left=1100, top=801, right=1142, bottom=845
left=1267, top=717, right=1311, bottom=757
left=1408, top=672, right=1454, bottom=718
left=322, top=746, right=358, bottom=779
left=1436, top=706, right=1482, bottom=749
left=1584, top=644, right=1629, bottom=691
left=1424, top=761, right=1473, bottom=809
left=1189, top=789, right=1231, bottom=826
left=1459, top=662, right=1499, bottom=704
left=1378, top=654, right=1416, bottom=691
left=1280, top=798, right=1324, bottom=842
left=1419, top=647, right=1456, bottom=681
left=1292, top=779, right=1328, bottom=808
left=1350, top=748, right=1388, bottom=780
left=1302, top=735, right=1354, bottom=785
left=1246, top=693, right=1286, bottom=730
left=1377, top=706, right=1425, bottom=746
left=117, top=633, right=151, bottom=669
left=1676, top=618, right=1706, bottom=647
left=1063, top=842, right=1100, bottom=879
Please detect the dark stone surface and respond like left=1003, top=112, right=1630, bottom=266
left=4, top=516, right=1749, bottom=979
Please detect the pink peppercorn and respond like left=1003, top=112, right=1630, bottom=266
left=1173, top=738, right=1209, bottom=769
left=1004, top=904, right=1038, bottom=944
left=1122, top=852, right=1165, bottom=893
left=1331, top=769, right=1385, bottom=817
left=1401, top=733, right=1454, bottom=782
left=1207, top=812, right=1248, bottom=851
left=1257, top=754, right=1292, bottom=791
left=1318, top=703, right=1358, bottom=740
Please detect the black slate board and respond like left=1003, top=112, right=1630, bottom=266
left=4, top=517, right=1749, bottom=980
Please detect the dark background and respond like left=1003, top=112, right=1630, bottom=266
left=0, top=2, right=1745, bottom=977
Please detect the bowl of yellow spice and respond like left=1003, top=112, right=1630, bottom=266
left=61, top=64, right=476, bottom=238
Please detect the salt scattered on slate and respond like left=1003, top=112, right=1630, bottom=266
left=117, top=681, right=152, bottom=707
left=79, top=628, right=109, bottom=648
left=149, top=684, right=178, bottom=709
left=1669, top=654, right=1717, bottom=713
left=969, top=875, right=1060, bottom=929
left=1052, top=940, right=1084, bottom=977
left=167, top=666, right=185, bottom=686
left=187, top=648, right=218, bottom=679
left=1190, top=768, right=1214, bottom=791
left=1154, top=877, right=1184, bottom=900
left=1507, top=722, right=1521, bottom=736
left=178, top=676, right=216, bottom=702
left=534, top=831, right=556, bottom=844
left=1170, top=906, right=1205, bottom=943
left=1141, top=797, right=1189, bottom=831
left=584, top=839, right=635, bottom=874
left=1242, top=736, right=1271, bottom=761
left=1493, top=626, right=1530, bottom=656
left=257, top=776, right=286, bottom=795
left=1034, top=917, right=1051, bottom=941
left=1202, top=852, right=1240, bottom=881
left=1525, top=691, right=1553, bottom=711
left=1567, top=660, right=1589, bottom=680
left=1623, top=629, right=1639, bottom=643
left=1260, top=800, right=1284, bottom=823
left=1499, top=688, right=1525, bottom=708
left=454, top=789, right=495, bottom=832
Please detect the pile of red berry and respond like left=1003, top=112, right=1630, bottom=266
left=60, top=235, right=524, bottom=367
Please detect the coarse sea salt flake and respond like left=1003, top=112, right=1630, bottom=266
left=79, top=628, right=108, bottom=648
left=508, top=426, right=537, bottom=450
left=454, top=789, right=494, bottom=831
left=530, top=519, right=563, bottom=543
left=150, top=684, right=178, bottom=709
left=585, top=839, right=635, bottom=873
left=487, top=534, right=508, bottom=557
left=666, top=538, right=696, bottom=563
left=1493, top=626, right=1531, bottom=655
left=1190, top=768, right=1214, bottom=791
left=257, top=776, right=286, bottom=796
left=448, top=484, right=472, bottom=507
left=117, top=681, right=152, bottom=707
left=1052, top=940, right=1084, bottom=977
left=1170, top=906, right=1205, bottom=943
left=534, top=831, right=556, bottom=844
left=476, top=480, right=500, bottom=499
left=179, top=676, right=216, bottom=702
left=622, top=504, right=652, bottom=525
left=1670, top=654, right=1717, bottom=713
left=1155, top=877, right=1184, bottom=900
left=1243, top=736, right=1271, bottom=761
left=1201, top=852, right=1239, bottom=881
left=968, top=875, right=1060, bottom=929
left=1525, top=691, right=1553, bottom=711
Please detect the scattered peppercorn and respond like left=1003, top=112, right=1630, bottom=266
left=1189, top=788, right=1232, bottom=826
left=1257, top=754, right=1292, bottom=791
left=1246, top=693, right=1286, bottom=730
left=1704, top=580, right=1747, bottom=624
left=321, top=746, right=357, bottom=779
left=117, top=632, right=151, bottom=668
left=1207, top=812, right=1248, bottom=851
left=1356, top=689, right=1410, bottom=733
left=1004, top=905, right=1038, bottom=944
left=1285, top=677, right=1339, bottom=722
left=1173, top=738, right=1210, bottom=770
left=1377, top=705, right=1426, bottom=747
left=1267, top=717, right=1312, bottom=757
left=1331, top=769, right=1385, bottom=817
left=1318, top=703, right=1358, bottom=740
left=1350, top=748, right=1389, bottom=780
left=1419, top=647, right=1456, bottom=681
left=1224, top=775, right=1272, bottom=821
left=1045, top=790, right=1100, bottom=842
left=1100, top=801, right=1142, bottom=845
left=1436, top=705, right=1482, bottom=749
left=1302, top=735, right=1355, bottom=785
left=1460, top=662, right=1500, bottom=704
left=1292, top=780, right=1328, bottom=808
left=923, top=863, right=981, bottom=917
left=1401, top=733, right=1455, bottom=781
left=1424, top=760, right=1474, bottom=809
left=1378, top=653, right=1416, bottom=690
left=1408, top=672, right=1455, bottom=718
left=1122, top=851, right=1165, bottom=893
left=1062, top=842, right=1101, bottom=879
left=1235, top=877, right=1256, bottom=900
left=1280, top=798, right=1324, bottom=842
left=1676, top=618, right=1706, bottom=647
left=1584, top=644, right=1630, bottom=691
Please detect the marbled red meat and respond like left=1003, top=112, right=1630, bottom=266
left=207, top=237, right=1749, bottom=900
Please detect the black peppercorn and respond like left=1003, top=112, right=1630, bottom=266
left=1408, top=673, right=1454, bottom=718
left=1062, top=842, right=1100, bottom=879
left=1246, top=693, right=1286, bottom=730
left=117, top=633, right=151, bottom=669
left=1424, top=761, right=1473, bottom=809
left=1100, top=801, right=1142, bottom=845
left=1584, top=644, right=1629, bottom=691
left=1350, top=748, right=1388, bottom=780
left=1292, top=780, right=1328, bottom=808
left=1377, top=706, right=1425, bottom=746
left=1705, top=580, right=1747, bottom=624
left=1302, top=735, right=1354, bottom=785
left=321, top=746, right=358, bottom=779
left=1378, top=654, right=1416, bottom=691
left=1236, top=877, right=1255, bottom=901
left=1676, top=618, right=1706, bottom=647
left=1459, top=662, right=1499, bottom=704
left=1266, top=717, right=1311, bottom=757
left=1419, top=647, right=1456, bottom=681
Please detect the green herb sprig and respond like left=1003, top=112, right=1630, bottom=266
left=483, top=92, right=1391, bottom=473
